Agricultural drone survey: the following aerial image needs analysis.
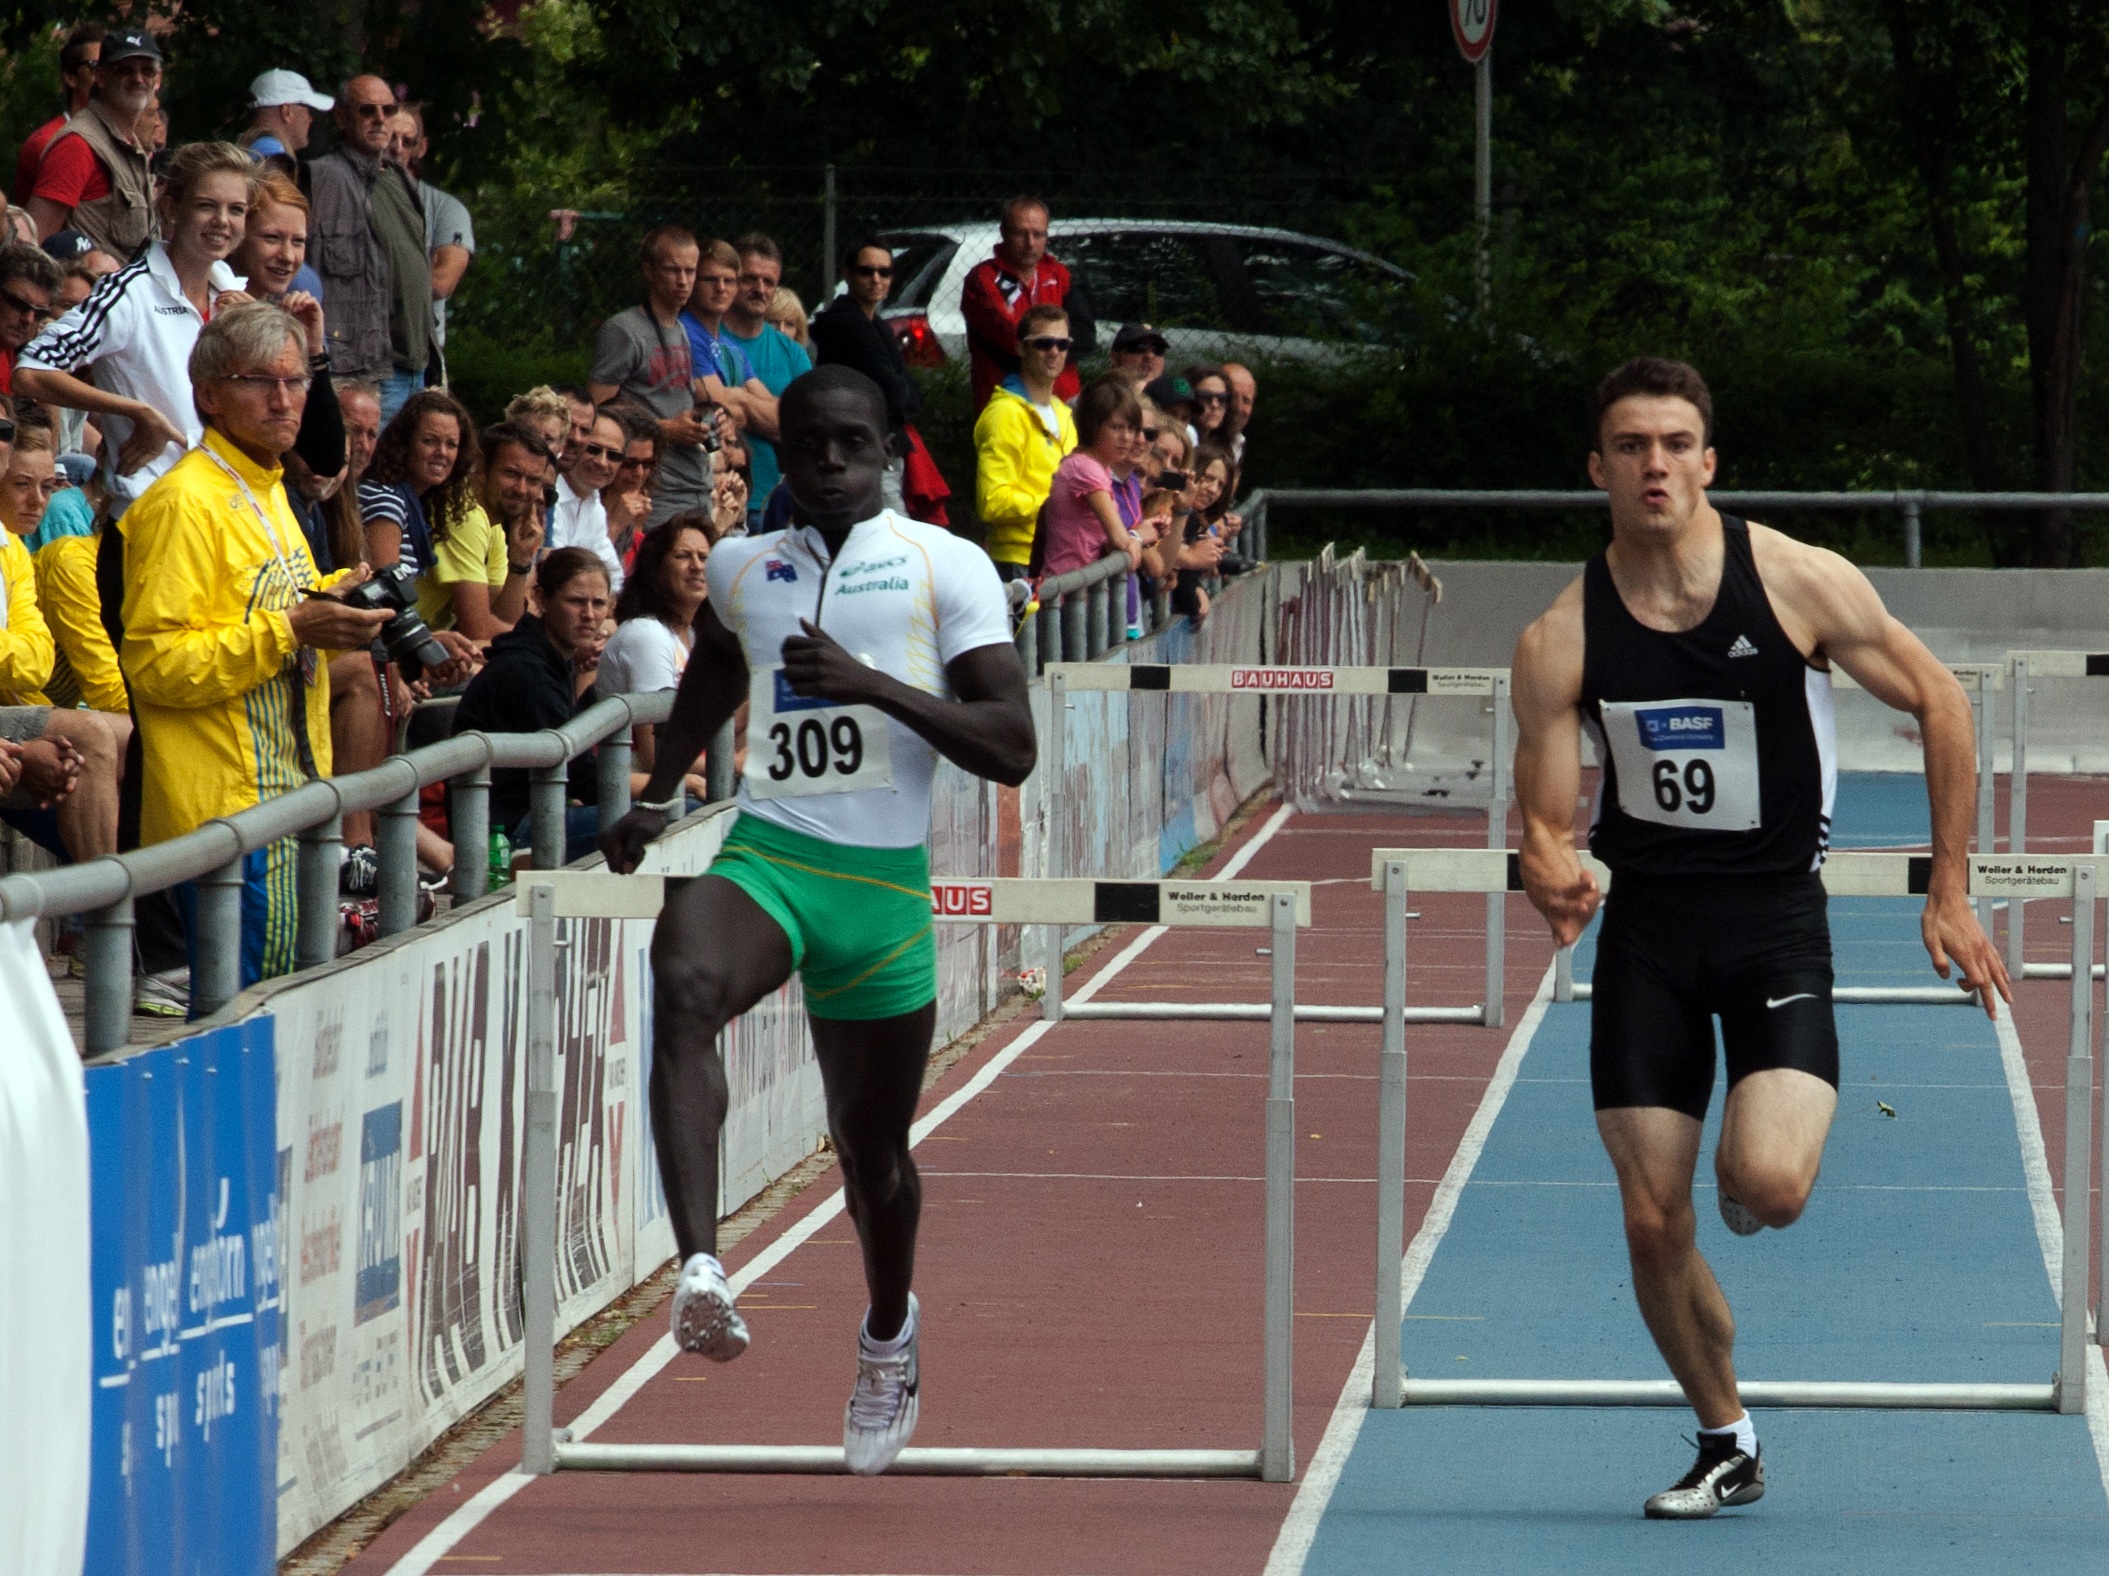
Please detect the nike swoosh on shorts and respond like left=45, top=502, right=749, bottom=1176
left=1766, top=992, right=1818, bottom=1009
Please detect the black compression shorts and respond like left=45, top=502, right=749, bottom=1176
left=1589, top=872, right=1839, bottom=1120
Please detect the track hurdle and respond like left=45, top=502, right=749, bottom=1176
left=1828, top=662, right=2003, bottom=935
left=1365, top=846, right=2104, bottom=1415
left=514, top=870, right=1310, bottom=1482
left=2006, top=650, right=2109, bottom=976
left=1045, top=660, right=1510, bottom=1027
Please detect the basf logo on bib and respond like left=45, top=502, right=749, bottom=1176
left=1636, top=705, right=1725, bottom=751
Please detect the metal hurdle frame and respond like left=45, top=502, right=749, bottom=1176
left=1364, top=846, right=2105, bottom=1415
left=2006, top=650, right=2109, bottom=978
left=513, top=870, right=1311, bottom=1482
left=1829, top=663, right=2004, bottom=936
left=1044, top=660, right=1511, bottom=1028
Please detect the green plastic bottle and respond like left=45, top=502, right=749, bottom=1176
left=487, top=829, right=513, bottom=889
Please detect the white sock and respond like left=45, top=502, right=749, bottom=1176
left=1700, top=1413, right=1758, bottom=1456
left=861, top=1303, right=916, bottom=1355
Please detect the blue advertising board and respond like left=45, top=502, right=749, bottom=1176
left=84, top=1019, right=281, bottom=1576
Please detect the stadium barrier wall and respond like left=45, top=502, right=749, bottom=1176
left=85, top=560, right=1288, bottom=1561
left=1282, top=555, right=2109, bottom=802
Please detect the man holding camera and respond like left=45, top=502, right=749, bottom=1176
left=121, top=303, right=463, bottom=991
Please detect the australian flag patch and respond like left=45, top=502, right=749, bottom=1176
left=764, top=559, right=797, bottom=583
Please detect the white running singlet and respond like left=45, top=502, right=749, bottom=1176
left=708, top=510, right=1013, bottom=848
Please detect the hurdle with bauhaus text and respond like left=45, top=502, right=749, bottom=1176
left=512, top=872, right=1311, bottom=1482
left=2004, top=650, right=2109, bottom=976
left=1362, top=846, right=2105, bottom=1417
left=1046, top=660, right=1513, bottom=1026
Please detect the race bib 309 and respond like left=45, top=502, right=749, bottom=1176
left=745, top=662, right=894, bottom=800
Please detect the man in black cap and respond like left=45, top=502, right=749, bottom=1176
left=1109, top=322, right=1168, bottom=387
left=26, top=30, right=161, bottom=258
left=1145, top=372, right=1197, bottom=445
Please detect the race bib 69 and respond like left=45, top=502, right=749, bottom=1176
left=1601, top=698, right=1760, bottom=832
left=746, top=662, right=894, bottom=799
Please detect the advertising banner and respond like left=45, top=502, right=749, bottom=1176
left=83, top=1019, right=280, bottom=1576
left=0, top=917, right=91, bottom=1576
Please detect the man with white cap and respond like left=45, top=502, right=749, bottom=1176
left=241, top=70, right=334, bottom=172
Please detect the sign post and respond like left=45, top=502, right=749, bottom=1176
left=1449, top=0, right=1498, bottom=309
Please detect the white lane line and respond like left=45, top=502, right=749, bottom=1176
left=1262, top=959, right=1558, bottom=1576
left=1991, top=1004, right=2109, bottom=1498
left=385, top=801, right=1299, bottom=1576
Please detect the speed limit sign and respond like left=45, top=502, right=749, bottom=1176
left=1450, top=0, right=1497, bottom=62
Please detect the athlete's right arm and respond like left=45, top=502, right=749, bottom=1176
left=598, top=602, right=748, bottom=874
left=1512, top=581, right=1600, bottom=947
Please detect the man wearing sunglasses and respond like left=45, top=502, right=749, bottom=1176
left=308, top=74, right=433, bottom=418
left=0, top=242, right=58, bottom=396
left=811, top=240, right=925, bottom=515
left=960, top=195, right=1093, bottom=412
left=971, top=302, right=1077, bottom=580
left=547, top=405, right=628, bottom=591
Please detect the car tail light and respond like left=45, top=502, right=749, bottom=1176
left=892, top=312, right=946, bottom=368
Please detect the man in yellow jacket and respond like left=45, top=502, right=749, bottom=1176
left=0, top=400, right=121, bottom=862
left=121, top=303, right=395, bottom=991
left=971, top=303, right=1076, bottom=579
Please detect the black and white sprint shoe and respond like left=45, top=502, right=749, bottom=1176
left=1643, top=1433, right=1765, bottom=1519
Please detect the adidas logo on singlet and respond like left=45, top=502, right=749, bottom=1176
left=1727, top=634, right=1760, bottom=658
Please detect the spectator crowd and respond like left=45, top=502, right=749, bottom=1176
left=0, top=22, right=1260, bottom=1025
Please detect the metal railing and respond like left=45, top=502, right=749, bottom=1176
left=1016, top=552, right=1143, bottom=674
left=0, top=691, right=675, bottom=1056
left=1238, top=488, right=2109, bottom=567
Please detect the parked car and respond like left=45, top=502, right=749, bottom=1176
left=867, top=219, right=1414, bottom=369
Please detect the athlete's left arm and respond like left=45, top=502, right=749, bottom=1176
left=781, top=621, right=1037, bottom=786
left=1768, top=534, right=2012, bottom=1018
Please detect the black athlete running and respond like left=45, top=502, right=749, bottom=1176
left=1511, top=357, right=2011, bottom=1520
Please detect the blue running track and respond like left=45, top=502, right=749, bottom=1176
left=1297, top=775, right=2109, bottom=1574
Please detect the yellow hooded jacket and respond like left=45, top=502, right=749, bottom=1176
left=35, top=530, right=128, bottom=713
left=0, top=529, right=55, bottom=706
left=972, top=378, right=1077, bottom=568
left=121, top=429, right=341, bottom=846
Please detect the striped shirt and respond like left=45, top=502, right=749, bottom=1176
left=16, top=243, right=245, bottom=516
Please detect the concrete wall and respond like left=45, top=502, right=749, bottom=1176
left=1391, top=562, right=2109, bottom=776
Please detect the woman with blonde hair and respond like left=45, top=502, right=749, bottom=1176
left=505, top=385, right=573, bottom=460
left=14, top=140, right=260, bottom=514
left=765, top=285, right=810, bottom=349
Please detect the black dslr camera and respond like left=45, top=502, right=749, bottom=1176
left=338, top=563, right=450, bottom=682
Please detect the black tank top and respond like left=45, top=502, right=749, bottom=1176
left=1580, top=517, right=1836, bottom=878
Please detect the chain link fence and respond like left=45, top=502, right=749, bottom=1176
left=448, top=163, right=1397, bottom=357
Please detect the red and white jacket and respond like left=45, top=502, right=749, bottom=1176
left=961, top=245, right=1088, bottom=411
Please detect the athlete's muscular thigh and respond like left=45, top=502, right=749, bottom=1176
left=650, top=874, right=795, bottom=1033
left=1716, top=1068, right=1835, bottom=1226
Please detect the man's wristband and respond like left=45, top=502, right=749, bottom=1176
left=634, top=793, right=683, bottom=816
left=507, top=560, right=532, bottom=576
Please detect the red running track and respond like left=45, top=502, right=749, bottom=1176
left=342, top=802, right=1556, bottom=1576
